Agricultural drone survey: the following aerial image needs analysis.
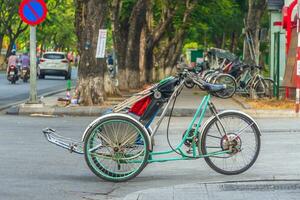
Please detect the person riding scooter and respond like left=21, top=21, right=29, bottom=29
left=20, top=51, right=30, bottom=82
left=7, top=49, right=19, bottom=84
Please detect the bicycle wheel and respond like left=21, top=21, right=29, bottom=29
left=253, top=77, right=266, bottom=98
left=213, top=74, right=237, bottom=99
left=184, top=79, right=195, bottom=89
left=263, top=78, right=274, bottom=98
left=199, top=111, right=261, bottom=175
left=84, top=115, right=150, bottom=182
left=207, top=72, right=219, bottom=84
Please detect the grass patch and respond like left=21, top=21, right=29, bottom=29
left=246, top=98, right=295, bottom=110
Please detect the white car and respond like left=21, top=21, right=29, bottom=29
left=38, top=52, right=71, bottom=80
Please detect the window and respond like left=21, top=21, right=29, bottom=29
left=43, top=54, right=65, bottom=60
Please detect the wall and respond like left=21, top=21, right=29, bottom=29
left=269, top=11, right=286, bottom=83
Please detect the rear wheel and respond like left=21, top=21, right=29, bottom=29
left=199, top=111, right=260, bottom=175
left=84, top=115, right=149, bottom=182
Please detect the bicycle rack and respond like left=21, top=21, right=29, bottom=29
left=43, top=128, right=84, bottom=155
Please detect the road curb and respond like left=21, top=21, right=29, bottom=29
left=242, top=109, right=300, bottom=118
left=232, top=95, right=252, bottom=109
left=10, top=106, right=213, bottom=117
left=4, top=87, right=74, bottom=114
left=7, top=104, right=300, bottom=118
left=124, top=179, right=300, bottom=200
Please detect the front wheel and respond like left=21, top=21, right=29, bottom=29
left=84, top=115, right=150, bottom=182
left=199, top=111, right=261, bottom=175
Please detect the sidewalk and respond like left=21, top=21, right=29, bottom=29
left=6, top=87, right=300, bottom=118
left=124, top=180, right=300, bottom=200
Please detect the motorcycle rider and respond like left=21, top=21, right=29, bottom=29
left=7, top=49, right=18, bottom=75
left=21, top=51, right=30, bottom=70
left=20, top=51, right=30, bottom=81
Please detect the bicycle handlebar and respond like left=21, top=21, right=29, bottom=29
left=177, top=70, right=226, bottom=93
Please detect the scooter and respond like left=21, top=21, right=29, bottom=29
left=7, top=65, right=19, bottom=84
left=20, top=67, right=30, bottom=83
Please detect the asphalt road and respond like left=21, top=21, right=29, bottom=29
left=0, top=115, right=300, bottom=200
left=0, top=68, right=77, bottom=110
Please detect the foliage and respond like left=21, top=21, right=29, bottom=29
left=1, top=0, right=77, bottom=53
left=186, top=0, right=245, bottom=52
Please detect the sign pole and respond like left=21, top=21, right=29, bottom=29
left=28, top=26, right=38, bottom=103
left=19, top=0, right=48, bottom=104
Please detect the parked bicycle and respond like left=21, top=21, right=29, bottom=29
left=43, top=70, right=261, bottom=182
left=186, top=51, right=274, bottom=98
left=229, top=63, right=274, bottom=98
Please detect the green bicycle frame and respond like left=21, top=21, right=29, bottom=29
left=147, top=92, right=230, bottom=163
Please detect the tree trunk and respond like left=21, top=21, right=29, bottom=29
left=75, top=0, right=108, bottom=105
left=0, top=34, right=4, bottom=53
left=111, top=0, right=147, bottom=90
left=221, top=32, right=226, bottom=49
left=139, top=27, right=147, bottom=84
left=244, top=0, right=267, bottom=65
left=6, top=38, right=14, bottom=58
left=125, top=0, right=147, bottom=89
left=230, top=32, right=237, bottom=52
left=154, top=0, right=196, bottom=76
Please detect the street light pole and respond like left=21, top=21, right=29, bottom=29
left=28, top=26, right=38, bottom=104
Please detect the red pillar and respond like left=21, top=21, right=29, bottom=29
left=296, top=2, right=300, bottom=112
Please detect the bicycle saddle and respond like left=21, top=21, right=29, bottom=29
left=202, top=82, right=226, bottom=92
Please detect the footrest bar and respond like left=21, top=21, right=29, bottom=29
left=42, top=128, right=84, bottom=155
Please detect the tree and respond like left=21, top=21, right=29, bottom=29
left=75, top=0, right=109, bottom=105
left=244, top=0, right=267, bottom=64
left=111, top=0, right=147, bottom=90
left=0, top=0, right=28, bottom=57
left=38, top=0, right=76, bottom=51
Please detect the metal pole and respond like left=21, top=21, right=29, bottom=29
left=273, top=32, right=278, bottom=98
left=28, top=26, right=38, bottom=103
left=276, top=32, right=280, bottom=100
left=296, top=1, right=300, bottom=113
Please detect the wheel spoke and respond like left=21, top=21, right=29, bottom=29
left=200, top=112, right=260, bottom=175
left=85, top=118, right=148, bottom=181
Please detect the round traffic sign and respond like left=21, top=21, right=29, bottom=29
left=19, top=0, right=48, bottom=26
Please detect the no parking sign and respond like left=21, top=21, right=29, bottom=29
left=18, top=0, right=47, bottom=103
left=19, top=0, right=48, bottom=26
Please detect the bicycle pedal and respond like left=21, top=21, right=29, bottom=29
left=186, top=149, right=193, bottom=154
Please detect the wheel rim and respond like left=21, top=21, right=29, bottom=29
left=202, top=114, right=259, bottom=173
left=264, top=79, right=274, bottom=97
left=254, top=81, right=265, bottom=96
left=85, top=119, right=147, bottom=180
left=214, top=75, right=236, bottom=98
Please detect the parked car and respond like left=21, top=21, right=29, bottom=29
left=38, top=52, right=71, bottom=80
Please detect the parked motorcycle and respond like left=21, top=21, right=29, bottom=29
left=20, top=67, right=30, bottom=83
left=7, top=65, right=19, bottom=84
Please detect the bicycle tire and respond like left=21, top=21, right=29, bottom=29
left=184, top=80, right=195, bottom=89
left=213, top=74, right=237, bottom=99
left=199, top=111, right=261, bottom=175
left=263, top=78, right=275, bottom=98
left=84, top=115, right=150, bottom=182
left=253, top=77, right=267, bottom=98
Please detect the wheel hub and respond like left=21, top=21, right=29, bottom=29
left=220, top=133, right=242, bottom=155
left=113, top=147, right=120, bottom=152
